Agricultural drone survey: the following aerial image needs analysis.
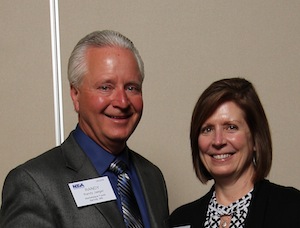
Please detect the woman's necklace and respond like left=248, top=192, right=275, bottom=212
left=221, top=221, right=227, bottom=228
left=220, top=215, right=231, bottom=228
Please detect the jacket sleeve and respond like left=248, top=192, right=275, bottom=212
left=0, top=167, right=57, bottom=228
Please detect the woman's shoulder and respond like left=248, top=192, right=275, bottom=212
left=256, top=179, right=300, bottom=202
left=169, top=189, right=213, bottom=227
left=249, top=179, right=300, bottom=226
left=171, top=197, right=204, bottom=215
left=270, top=180, right=300, bottom=200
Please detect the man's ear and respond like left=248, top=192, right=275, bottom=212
left=70, top=85, right=80, bottom=113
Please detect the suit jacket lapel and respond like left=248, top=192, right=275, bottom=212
left=131, top=151, right=168, bottom=227
left=61, top=133, right=126, bottom=228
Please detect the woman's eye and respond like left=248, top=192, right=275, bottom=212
left=201, top=126, right=212, bottom=134
left=227, top=124, right=238, bottom=130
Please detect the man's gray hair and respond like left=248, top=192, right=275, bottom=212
left=68, top=30, right=144, bottom=87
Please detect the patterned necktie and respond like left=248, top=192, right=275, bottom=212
left=109, top=159, right=144, bottom=228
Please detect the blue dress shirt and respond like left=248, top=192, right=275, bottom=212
left=73, top=125, right=150, bottom=228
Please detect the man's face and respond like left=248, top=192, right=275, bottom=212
left=71, top=47, right=143, bottom=154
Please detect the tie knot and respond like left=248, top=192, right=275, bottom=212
left=109, top=160, right=127, bottom=175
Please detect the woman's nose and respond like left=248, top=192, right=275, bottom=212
left=212, top=129, right=226, bottom=148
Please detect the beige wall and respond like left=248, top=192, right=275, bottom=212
left=1, top=1, right=300, bottom=212
left=0, top=0, right=55, bottom=199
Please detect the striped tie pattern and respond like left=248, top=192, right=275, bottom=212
left=109, top=160, right=143, bottom=228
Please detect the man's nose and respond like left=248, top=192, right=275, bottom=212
left=111, top=88, right=130, bottom=108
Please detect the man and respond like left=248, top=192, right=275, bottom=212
left=0, top=30, right=169, bottom=227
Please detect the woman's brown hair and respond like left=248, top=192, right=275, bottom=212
left=190, top=78, right=272, bottom=183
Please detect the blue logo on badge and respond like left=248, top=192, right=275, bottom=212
left=72, top=183, right=84, bottom=189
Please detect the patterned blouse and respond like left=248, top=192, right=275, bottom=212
left=204, top=189, right=253, bottom=228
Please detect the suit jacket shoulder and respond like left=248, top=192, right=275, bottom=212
left=0, top=133, right=125, bottom=228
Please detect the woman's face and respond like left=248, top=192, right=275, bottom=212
left=198, top=101, right=255, bottom=183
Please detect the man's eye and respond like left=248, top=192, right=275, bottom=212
left=126, top=85, right=141, bottom=92
left=99, top=85, right=109, bottom=91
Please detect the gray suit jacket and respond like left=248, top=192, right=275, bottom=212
left=0, top=133, right=169, bottom=228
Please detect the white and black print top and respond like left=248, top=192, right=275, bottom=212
left=204, top=189, right=253, bottom=228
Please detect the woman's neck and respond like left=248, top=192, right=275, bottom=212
left=214, top=166, right=255, bottom=206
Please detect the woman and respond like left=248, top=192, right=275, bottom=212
left=169, top=78, right=300, bottom=228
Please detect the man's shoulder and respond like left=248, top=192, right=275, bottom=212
left=8, top=133, right=78, bottom=178
left=129, top=149, right=161, bottom=171
left=8, top=145, right=63, bottom=178
left=128, top=149, right=167, bottom=186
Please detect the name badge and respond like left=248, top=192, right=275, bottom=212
left=68, top=176, right=116, bottom=207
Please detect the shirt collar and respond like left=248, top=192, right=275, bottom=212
left=73, top=125, right=130, bottom=175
